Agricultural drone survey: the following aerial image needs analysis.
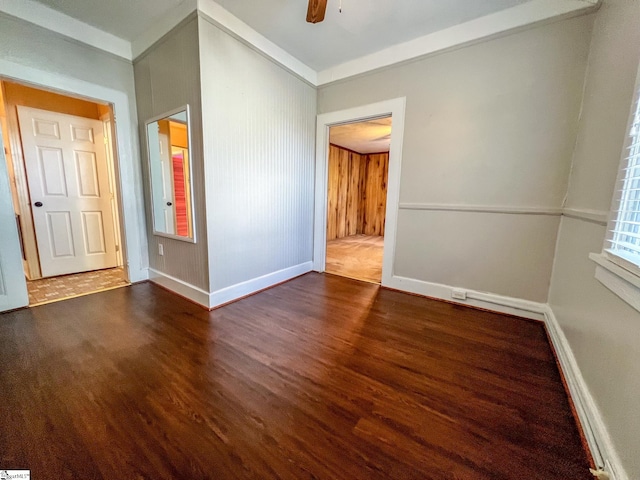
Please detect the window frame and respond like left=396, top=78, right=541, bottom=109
left=592, top=62, right=640, bottom=312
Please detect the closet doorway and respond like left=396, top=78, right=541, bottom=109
left=325, top=116, right=391, bottom=283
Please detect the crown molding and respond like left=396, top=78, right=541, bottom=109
left=131, top=0, right=198, bottom=60
left=194, top=0, right=317, bottom=85
left=316, top=0, right=600, bottom=86
left=1, top=0, right=600, bottom=86
left=0, top=0, right=131, bottom=59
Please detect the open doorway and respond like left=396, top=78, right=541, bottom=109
left=325, top=117, right=391, bottom=283
left=313, top=98, right=405, bottom=287
left=0, top=80, right=129, bottom=306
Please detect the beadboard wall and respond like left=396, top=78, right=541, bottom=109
left=198, top=13, right=317, bottom=297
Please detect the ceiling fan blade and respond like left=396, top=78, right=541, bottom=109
left=306, top=0, right=327, bottom=23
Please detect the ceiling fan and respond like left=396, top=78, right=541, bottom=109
left=306, top=0, right=328, bottom=23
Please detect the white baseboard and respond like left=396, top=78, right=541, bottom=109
left=148, top=268, right=211, bottom=308
left=209, top=261, right=313, bottom=308
left=385, top=275, right=547, bottom=321
left=543, top=305, right=627, bottom=480
left=150, top=262, right=313, bottom=309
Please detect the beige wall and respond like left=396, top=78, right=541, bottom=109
left=319, top=15, right=594, bottom=302
left=548, top=0, right=640, bottom=477
left=134, top=16, right=209, bottom=291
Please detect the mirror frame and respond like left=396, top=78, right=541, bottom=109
left=145, top=104, right=197, bottom=243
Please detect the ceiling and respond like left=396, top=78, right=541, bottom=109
left=31, top=0, right=185, bottom=41
left=330, top=117, right=392, bottom=154
left=31, top=0, right=533, bottom=71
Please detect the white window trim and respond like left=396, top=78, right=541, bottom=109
left=592, top=61, right=640, bottom=312
left=590, top=252, right=640, bottom=312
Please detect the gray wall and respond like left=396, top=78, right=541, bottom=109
left=134, top=16, right=209, bottom=291
left=548, top=0, right=640, bottom=477
left=198, top=15, right=316, bottom=293
left=318, top=15, right=594, bottom=302
left=0, top=13, right=148, bottom=280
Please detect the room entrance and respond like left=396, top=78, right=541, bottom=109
left=313, top=97, right=406, bottom=287
left=0, top=80, right=129, bottom=306
left=325, top=117, right=391, bottom=283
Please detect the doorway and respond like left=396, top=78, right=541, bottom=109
left=0, top=80, right=129, bottom=306
left=325, top=117, right=391, bottom=283
left=313, top=98, right=406, bottom=287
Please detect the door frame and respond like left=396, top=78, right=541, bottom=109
left=313, top=97, right=406, bottom=286
left=0, top=58, right=148, bottom=294
left=0, top=127, right=29, bottom=310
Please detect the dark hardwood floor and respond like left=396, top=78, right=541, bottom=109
left=0, top=273, right=592, bottom=479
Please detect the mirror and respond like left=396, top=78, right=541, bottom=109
left=146, top=106, right=195, bottom=242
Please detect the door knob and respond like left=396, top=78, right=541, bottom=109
left=34, top=202, right=43, bottom=207
left=167, top=202, right=173, bottom=206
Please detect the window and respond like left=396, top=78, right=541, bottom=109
left=606, top=82, right=640, bottom=269
left=591, top=66, right=640, bottom=312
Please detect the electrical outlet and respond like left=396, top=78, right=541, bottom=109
left=451, top=289, right=467, bottom=300
left=158, top=243, right=164, bottom=256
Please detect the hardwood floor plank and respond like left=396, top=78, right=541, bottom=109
left=0, top=273, right=592, bottom=479
left=325, top=234, right=384, bottom=283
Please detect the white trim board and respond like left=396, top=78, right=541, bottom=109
left=0, top=58, right=149, bottom=284
left=150, top=262, right=313, bottom=309
left=209, top=262, right=313, bottom=308
left=195, top=0, right=317, bottom=85
left=316, top=0, right=600, bottom=85
left=148, top=268, right=211, bottom=308
left=385, top=275, right=548, bottom=321
left=563, top=208, right=609, bottom=225
left=399, top=203, right=563, bottom=216
left=0, top=0, right=131, bottom=59
left=543, top=305, right=627, bottom=480
left=131, top=0, right=197, bottom=59
left=313, top=97, right=406, bottom=288
left=1, top=0, right=599, bottom=86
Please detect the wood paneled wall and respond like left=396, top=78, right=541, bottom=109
left=327, top=144, right=389, bottom=240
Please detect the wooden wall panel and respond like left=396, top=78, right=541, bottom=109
left=360, top=153, right=389, bottom=236
left=326, top=145, right=340, bottom=241
left=327, top=145, right=356, bottom=241
left=327, top=144, right=389, bottom=240
left=346, top=152, right=360, bottom=236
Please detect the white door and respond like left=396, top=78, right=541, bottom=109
left=17, top=106, right=118, bottom=278
left=0, top=128, right=29, bottom=312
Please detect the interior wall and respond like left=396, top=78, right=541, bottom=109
left=327, top=144, right=388, bottom=241
left=0, top=12, right=148, bottom=283
left=548, top=0, right=640, bottom=477
left=318, top=15, right=594, bottom=302
left=198, top=14, right=316, bottom=295
left=134, top=16, right=208, bottom=291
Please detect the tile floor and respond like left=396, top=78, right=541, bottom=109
left=27, top=267, right=129, bottom=306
